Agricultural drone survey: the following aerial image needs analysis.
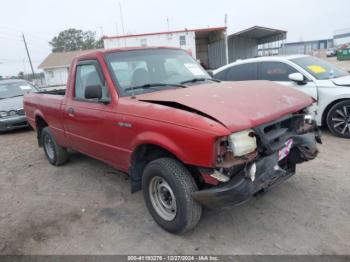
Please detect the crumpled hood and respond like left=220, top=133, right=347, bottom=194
left=136, top=81, right=313, bottom=132
left=0, top=95, right=24, bottom=111
left=332, top=75, right=350, bottom=86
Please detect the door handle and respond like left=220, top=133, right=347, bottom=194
left=67, top=107, right=75, bottom=116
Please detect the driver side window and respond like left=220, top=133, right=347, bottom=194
left=259, top=62, right=297, bottom=81
left=75, top=63, right=109, bottom=100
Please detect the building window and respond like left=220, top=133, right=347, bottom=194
left=48, top=71, right=54, bottom=78
left=179, top=35, right=186, bottom=46
left=140, top=38, right=147, bottom=47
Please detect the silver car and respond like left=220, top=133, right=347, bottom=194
left=0, top=79, right=37, bottom=132
left=213, top=55, right=350, bottom=138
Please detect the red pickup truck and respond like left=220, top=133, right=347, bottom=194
left=24, top=47, right=320, bottom=233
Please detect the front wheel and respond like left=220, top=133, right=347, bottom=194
left=327, top=100, right=350, bottom=138
left=142, top=158, right=202, bottom=234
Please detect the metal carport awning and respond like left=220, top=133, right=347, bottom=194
left=228, top=26, right=287, bottom=44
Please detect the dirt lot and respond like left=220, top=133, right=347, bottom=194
left=0, top=128, right=349, bottom=255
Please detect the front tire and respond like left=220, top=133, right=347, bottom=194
left=41, top=127, right=69, bottom=166
left=142, top=158, right=202, bottom=234
left=327, top=100, right=350, bottom=138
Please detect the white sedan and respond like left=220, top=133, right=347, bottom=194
left=213, top=55, right=350, bottom=138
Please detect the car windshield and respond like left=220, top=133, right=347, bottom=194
left=105, top=49, right=211, bottom=96
left=291, top=56, right=349, bottom=80
left=0, top=81, right=37, bottom=99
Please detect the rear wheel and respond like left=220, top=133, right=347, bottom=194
left=327, top=100, right=350, bottom=138
left=142, top=158, right=202, bottom=234
left=41, top=127, right=69, bottom=165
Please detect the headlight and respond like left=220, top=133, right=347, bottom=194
left=228, top=129, right=257, bottom=157
left=8, top=110, right=17, bottom=117
left=305, top=103, right=318, bottom=124
left=0, top=111, right=8, bottom=118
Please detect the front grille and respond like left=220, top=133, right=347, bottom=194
left=12, top=121, right=27, bottom=127
left=254, top=114, right=305, bottom=154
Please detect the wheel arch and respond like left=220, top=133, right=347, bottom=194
left=129, top=143, right=200, bottom=193
left=322, top=98, right=350, bottom=127
left=35, top=113, right=48, bottom=147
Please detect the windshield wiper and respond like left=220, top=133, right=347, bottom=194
left=180, top=78, right=221, bottom=84
left=125, top=83, right=186, bottom=92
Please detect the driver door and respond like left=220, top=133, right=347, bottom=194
left=64, top=60, right=123, bottom=167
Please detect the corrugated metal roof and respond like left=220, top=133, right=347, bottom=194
left=229, top=26, right=286, bottom=40
left=103, top=27, right=227, bottom=40
left=38, top=49, right=100, bottom=69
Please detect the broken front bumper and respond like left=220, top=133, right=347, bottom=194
left=192, top=133, right=319, bottom=208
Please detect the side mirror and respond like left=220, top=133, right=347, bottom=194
left=85, top=85, right=102, bottom=99
left=288, top=72, right=306, bottom=85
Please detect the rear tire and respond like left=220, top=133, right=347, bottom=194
left=142, top=158, right=202, bottom=234
left=326, top=100, right=350, bottom=138
left=41, top=127, right=69, bottom=166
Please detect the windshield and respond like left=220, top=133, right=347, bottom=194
left=105, top=49, right=211, bottom=96
left=0, top=81, right=37, bottom=99
left=291, top=56, right=349, bottom=80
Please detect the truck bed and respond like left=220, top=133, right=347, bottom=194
left=38, top=88, right=66, bottom=96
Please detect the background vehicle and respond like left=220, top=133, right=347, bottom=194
left=24, top=47, right=319, bottom=233
left=0, top=79, right=37, bottom=132
left=213, top=55, right=350, bottom=138
left=326, top=48, right=337, bottom=57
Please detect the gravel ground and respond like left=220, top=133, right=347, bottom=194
left=0, top=128, right=349, bottom=255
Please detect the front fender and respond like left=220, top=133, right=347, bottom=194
left=130, top=128, right=216, bottom=167
left=131, top=131, right=186, bottom=162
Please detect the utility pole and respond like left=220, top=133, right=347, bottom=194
left=98, top=26, right=104, bottom=38
left=115, top=22, right=119, bottom=35
left=119, top=2, right=125, bottom=35
left=119, top=2, right=126, bottom=47
left=224, top=14, right=229, bottom=65
left=22, top=33, right=35, bottom=77
left=166, top=17, right=170, bottom=31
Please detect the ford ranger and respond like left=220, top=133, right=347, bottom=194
left=24, top=47, right=321, bottom=233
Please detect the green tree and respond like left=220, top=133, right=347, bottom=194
left=49, top=28, right=104, bottom=52
left=0, top=75, right=3, bottom=80
left=18, top=72, right=24, bottom=79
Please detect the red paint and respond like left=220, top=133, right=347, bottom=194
left=24, top=47, right=313, bottom=176
left=201, top=174, right=219, bottom=186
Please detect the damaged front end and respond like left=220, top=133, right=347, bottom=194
left=193, top=111, right=321, bottom=208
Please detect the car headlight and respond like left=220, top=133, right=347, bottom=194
left=228, top=129, right=257, bottom=157
left=305, top=103, right=318, bottom=124
left=0, top=111, right=8, bottom=118
left=8, top=110, right=17, bottom=117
